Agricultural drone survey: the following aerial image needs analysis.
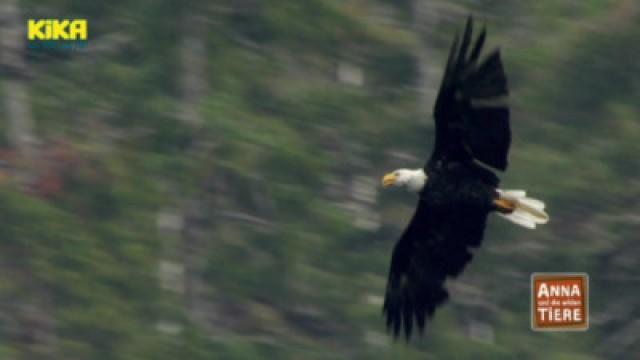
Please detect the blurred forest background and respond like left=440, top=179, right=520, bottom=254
left=0, top=0, right=638, bottom=359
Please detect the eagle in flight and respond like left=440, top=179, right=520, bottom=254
left=380, top=17, right=549, bottom=339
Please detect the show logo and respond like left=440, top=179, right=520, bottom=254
left=27, top=19, right=88, bottom=50
left=531, top=273, right=589, bottom=331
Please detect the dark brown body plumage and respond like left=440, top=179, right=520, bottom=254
left=383, top=17, right=511, bottom=339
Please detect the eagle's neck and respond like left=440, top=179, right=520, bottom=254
left=407, top=169, right=427, bottom=193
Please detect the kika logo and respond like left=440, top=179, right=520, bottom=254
left=27, top=19, right=88, bottom=50
left=531, top=273, right=589, bottom=331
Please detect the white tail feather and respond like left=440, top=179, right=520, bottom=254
left=496, top=189, right=549, bottom=229
left=501, top=190, right=526, bottom=198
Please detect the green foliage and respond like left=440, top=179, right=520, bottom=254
left=4, top=0, right=638, bottom=358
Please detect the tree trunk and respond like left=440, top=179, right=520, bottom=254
left=1, top=2, right=54, bottom=358
left=176, top=3, right=212, bottom=325
left=0, top=0, right=37, bottom=182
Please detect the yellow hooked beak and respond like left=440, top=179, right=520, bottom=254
left=382, top=173, right=397, bottom=187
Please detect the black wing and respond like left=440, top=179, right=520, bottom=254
left=429, top=16, right=511, bottom=171
left=383, top=195, right=489, bottom=339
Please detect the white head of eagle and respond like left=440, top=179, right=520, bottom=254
left=382, top=169, right=427, bottom=193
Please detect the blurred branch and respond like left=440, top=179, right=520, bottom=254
left=215, top=210, right=276, bottom=231
left=178, top=5, right=208, bottom=127
left=412, top=0, right=441, bottom=117
left=84, top=33, right=133, bottom=57
left=598, top=319, right=640, bottom=358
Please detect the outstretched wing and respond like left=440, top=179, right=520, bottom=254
left=383, top=197, right=489, bottom=339
left=429, top=17, right=511, bottom=171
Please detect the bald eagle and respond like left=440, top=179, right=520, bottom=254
left=380, top=17, right=549, bottom=339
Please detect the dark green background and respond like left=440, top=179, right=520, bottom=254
left=0, top=0, right=638, bottom=359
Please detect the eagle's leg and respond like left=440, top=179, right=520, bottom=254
left=493, top=189, right=549, bottom=229
left=493, top=198, right=515, bottom=213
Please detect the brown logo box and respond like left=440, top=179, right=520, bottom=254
left=531, top=273, right=589, bottom=331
